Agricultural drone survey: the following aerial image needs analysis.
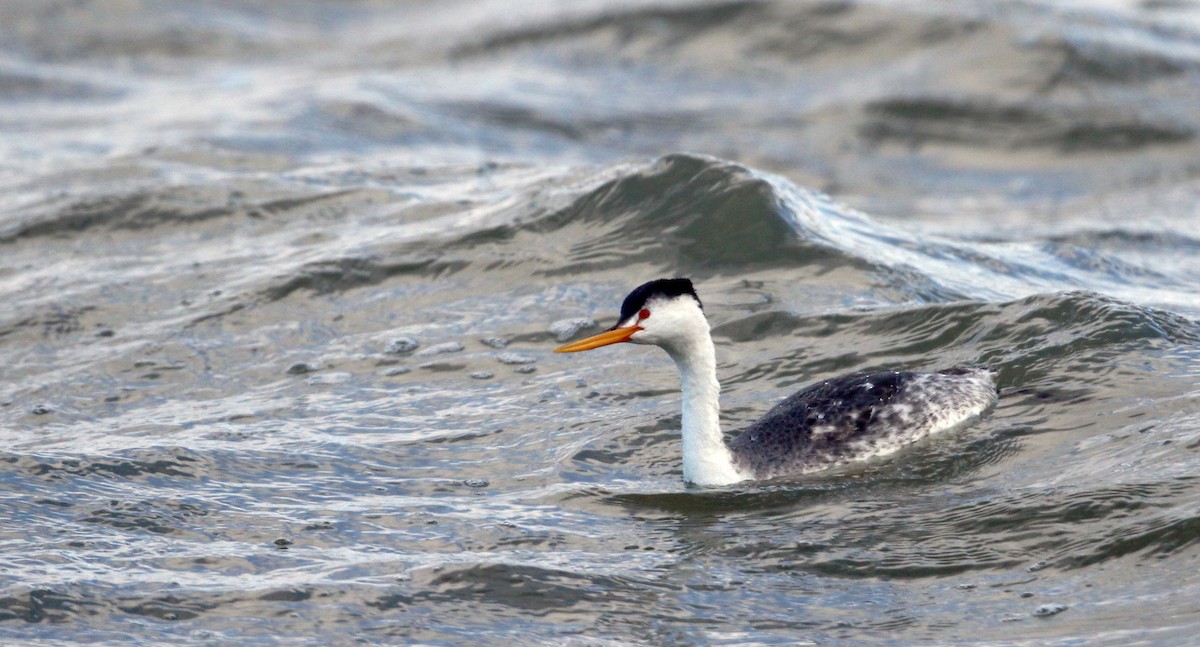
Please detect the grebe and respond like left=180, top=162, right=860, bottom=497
left=556, top=278, right=997, bottom=486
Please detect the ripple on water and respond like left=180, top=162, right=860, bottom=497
left=549, top=318, right=596, bottom=342
left=78, top=499, right=212, bottom=538
left=3, top=1, right=1200, bottom=643
left=417, top=341, right=465, bottom=356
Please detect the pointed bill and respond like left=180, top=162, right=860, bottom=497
left=554, top=326, right=641, bottom=353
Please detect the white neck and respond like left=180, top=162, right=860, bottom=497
left=663, top=329, right=748, bottom=487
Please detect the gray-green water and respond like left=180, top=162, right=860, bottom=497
left=2, top=1, right=1200, bottom=644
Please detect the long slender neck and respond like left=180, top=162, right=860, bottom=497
left=664, top=330, right=746, bottom=486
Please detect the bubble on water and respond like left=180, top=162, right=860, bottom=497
left=385, top=337, right=420, bottom=354
left=549, top=317, right=596, bottom=342
left=514, top=365, right=536, bottom=374
left=417, top=341, right=464, bottom=356
left=1033, top=603, right=1068, bottom=618
left=463, top=478, right=489, bottom=488
left=497, top=352, right=536, bottom=365
left=273, top=538, right=292, bottom=548
left=30, top=405, right=53, bottom=415
left=480, top=337, right=510, bottom=349
left=470, top=371, right=494, bottom=380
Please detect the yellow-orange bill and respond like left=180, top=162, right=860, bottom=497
left=554, top=326, right=641, bottom=353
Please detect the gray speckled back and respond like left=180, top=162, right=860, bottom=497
left=728, top=368, right=997, bottom=480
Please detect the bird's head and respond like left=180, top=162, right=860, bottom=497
left=555, top=278, right=706, bottom=355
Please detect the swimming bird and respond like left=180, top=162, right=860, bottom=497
left=555, top=278, right=997, bottom=486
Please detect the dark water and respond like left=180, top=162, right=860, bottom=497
left=3, top=1, right=1200, bottom=644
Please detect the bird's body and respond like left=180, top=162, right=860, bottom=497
left=726, top=368, right=996, bottom=480
left=556, top=278, right=998, bottom=486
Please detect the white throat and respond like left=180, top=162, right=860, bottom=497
left=661, top=323, right=748, bottom=487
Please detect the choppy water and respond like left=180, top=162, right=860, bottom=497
left=3, top=0, right=1200, bottom=644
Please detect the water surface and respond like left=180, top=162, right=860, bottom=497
left=2, top=1, right=1200, bottom=644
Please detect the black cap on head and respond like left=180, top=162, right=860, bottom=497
left=612, top=278, right=702, bottom=328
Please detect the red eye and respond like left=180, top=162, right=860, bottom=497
left=638, top=308, right=650, bottom=320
